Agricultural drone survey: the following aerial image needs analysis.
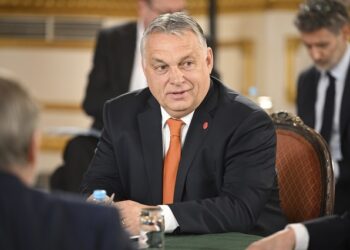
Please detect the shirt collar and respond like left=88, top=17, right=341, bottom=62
left=161, top=107, right=194, bottom=128
left=326, top=43, right=350, bottom=80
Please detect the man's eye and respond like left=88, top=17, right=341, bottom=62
left=154, top=65, right=168, bottom=73
left=182, top=61, right=194, bottom=70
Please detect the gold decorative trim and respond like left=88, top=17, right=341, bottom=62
left=41, top=101, right=82, bottom=112
left=40, top=101, right=83, bottom=151
left=41, top=134, right=71, bottom=152
left=218, top=39, right=255, bottom=95
left=285, top=37, right=301, bottom=103
left=0, top=39, right=94, bottom=49
left=0, top=0, right=303, bottom=16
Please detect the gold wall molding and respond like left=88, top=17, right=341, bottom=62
left=41, top=101, right=82, bottom=112
left=40, top=101, right=83, bottom=151
left=0, top=0, right=303, bottom=16
left=218, top=39, right=255, bottom=95
left=41, top=134, right=71, bottom=152
left=285, top=36, right=301, bottom=103
left=0, top=39, right=94, bottom=49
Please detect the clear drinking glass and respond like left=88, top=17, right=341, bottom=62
left=138, top=207, right=165, bottom=249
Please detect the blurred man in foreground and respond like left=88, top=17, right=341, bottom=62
left=0, top=76, right=133, bottom=250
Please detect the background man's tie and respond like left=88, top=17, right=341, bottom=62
left=163, top=118, right=183, bottom=204
left=320, top=72, right=336, bottom=143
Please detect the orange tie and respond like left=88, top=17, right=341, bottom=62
left=163, top=118, right=183, bottom=204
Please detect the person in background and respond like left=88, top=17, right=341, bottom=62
left=246, top=211, right=350, bottom=250
left=295, top=0, right=350, bottom=215
left=0, top=76, right=134, bottom=250
left=81, top=12, right=287, bottom=237
left=50, top=0, right=187, bottom=193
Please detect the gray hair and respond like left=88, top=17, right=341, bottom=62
left=141, top=12, right=207, bottom=56
left=295, top=0, right=350, bottom=34
left=0, top=77, right=39, bottom=169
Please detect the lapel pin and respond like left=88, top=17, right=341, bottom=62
left=203, top=121, right=208, bottom=130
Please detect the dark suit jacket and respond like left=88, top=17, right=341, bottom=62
left=83, top=22, right=220, bottom=131
left=81, top=77, right=287, bottom=236
left=305, top=211, right=350, bottom=250
left=297, top=66, right=350, bottom=182
left=0, top=172, right=134, bottom=250
left=83, top=22, right=137, bottom=131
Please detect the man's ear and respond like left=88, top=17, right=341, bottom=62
left=206, top=47, right=214, bottom=74
left=341, top=24, right=350, bottom=40
left=28, top=130, right=41, bottom=171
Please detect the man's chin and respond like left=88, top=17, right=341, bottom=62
left=315, top=63, right=332, bottom=72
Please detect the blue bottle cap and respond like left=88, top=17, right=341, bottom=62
left=248, top=86, right=258, bottom=97
left=92, top=189, right=107, bottom=200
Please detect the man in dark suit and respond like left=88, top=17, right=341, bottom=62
left=50, top=0, right=186, bottom=193
left=295, top=0, right=350, bottom=215
left=81, top=12, right=287, bottom=237
left=246, top=212, right=350, bottom=250
left=0, top=76, right=134, bottom=250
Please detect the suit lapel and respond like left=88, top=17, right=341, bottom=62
left=138, top=97, right=163, bottom=204
left=173, top=111, right=212, bottom=201
left=174, top=80, right=218, bottom=202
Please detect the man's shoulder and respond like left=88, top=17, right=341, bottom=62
left=213, top=77, right=263, bottom=114
left=32, top=189, right=117, bottom=222
left=106, top=88, right=152, bottom=108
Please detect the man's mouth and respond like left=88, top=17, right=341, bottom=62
left=168, top=90, right=188, bottom=99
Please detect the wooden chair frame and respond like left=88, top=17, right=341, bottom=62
left=271, top=111, right=335, bottom=222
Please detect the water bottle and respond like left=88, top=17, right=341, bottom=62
left=92, top=189, right=108, bottom=204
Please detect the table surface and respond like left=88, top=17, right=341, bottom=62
left=164, top=232, right=262, bottom=250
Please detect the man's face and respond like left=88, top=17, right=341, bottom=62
left=141, top=0, right=186, bottom=28
left=300, top=26, right=349, bottom=71
left=142, top=31, right=213, bottom=118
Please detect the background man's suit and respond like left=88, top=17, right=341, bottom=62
left=0, top=172, right=134, bottom=250
left=297, top=65, right=350, bottom=214
left=50, top=22, right=137, bottom=192
left=82, top=77, right=287, bottom=236
left=304, top=211, right=350, bottom=250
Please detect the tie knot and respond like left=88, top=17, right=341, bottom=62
left=167, top=118, right=183, bottom=137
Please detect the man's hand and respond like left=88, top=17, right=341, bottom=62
left=246, top=228, right=296, bottom=250
left=115, top=200, right=156, bottom=236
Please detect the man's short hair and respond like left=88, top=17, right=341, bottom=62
left=0, top=77, right=39, bottom=169
left=295, top=0, right=350, bottom=34
left=140, top=12, right=207, bottom=56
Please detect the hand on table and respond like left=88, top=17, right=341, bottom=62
left=114, top=200, right=156, bottom=236
left=246, top=228, right=296, bottom=250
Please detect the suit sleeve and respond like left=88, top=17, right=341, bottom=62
left=305, top=212, right=350, bottom=250
left=169, top=110, right=278, bottom=234
left=80, top=101, right=125, bottom=198
left=100, top=206, right=135, bottom=250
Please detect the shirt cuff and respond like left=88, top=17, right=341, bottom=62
left=287, top=223, right=310, bottom=250
left=158, top=205, right=179, bottom=233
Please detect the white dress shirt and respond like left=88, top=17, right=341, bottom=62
left=129, top=21, right=147, bottom=92
left=158, top=107, right=194, bottom=233
left=287, top=224, right=310, bottom=250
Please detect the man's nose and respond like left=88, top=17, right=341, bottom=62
left=310, top=47, right=322, bottom=61
left=169, top=67, right=184, bottom=84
